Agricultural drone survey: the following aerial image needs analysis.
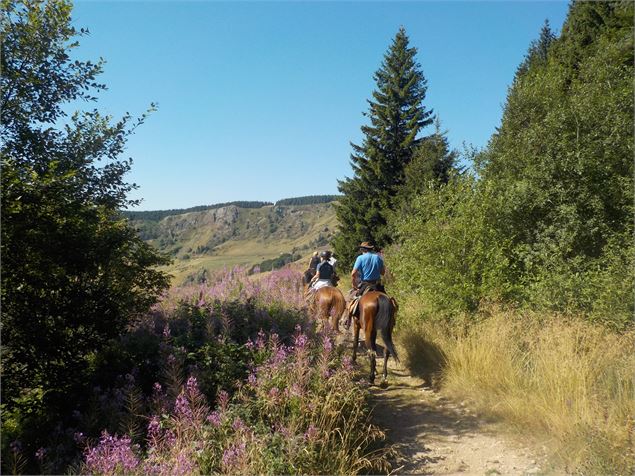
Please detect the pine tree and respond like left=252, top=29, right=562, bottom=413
left=333, top=27, right=433, bottom=268
left=516, top=19, right=556, bottom=77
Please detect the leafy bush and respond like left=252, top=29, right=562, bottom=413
left=388, top=175, right=517, bottom=316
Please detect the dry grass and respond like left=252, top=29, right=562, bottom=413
left=398, top=301, right=635, bottom=475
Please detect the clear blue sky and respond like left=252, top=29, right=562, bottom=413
left=72, top=1, right=569, bottom=211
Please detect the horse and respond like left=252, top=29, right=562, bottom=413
left=304, top=284, right=346, bottom=334
left=351, top=290, right=399, bottom=384
left=302, top=268, right=315, bottom=286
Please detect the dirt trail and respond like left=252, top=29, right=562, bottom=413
left=336, top=323, right=549, bottom=476
left=365, top=359, right=550, bottom=475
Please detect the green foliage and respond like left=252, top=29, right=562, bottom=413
left=515, top=19, right=556, bottom=78
left=389, top=176, right=516, bottom=315
left=334, top=27, right=433, bottom=269
left=390, top=1, right=634, bottom=328
left=394, top=117, right=460, bottom=215
left=275, top=195, right=340, bottom=206
left=0, top=0, right=170, bottom=463
left=256, top=252, right=301, bottom=272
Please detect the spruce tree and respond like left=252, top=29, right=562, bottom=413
left=516, top=19, right=556, bottom=77
left=333, top=27, right=433, bottom=268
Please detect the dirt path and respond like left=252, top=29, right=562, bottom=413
left=366, top=359, right=550, bottom=475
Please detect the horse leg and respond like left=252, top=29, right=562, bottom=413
left=382, top=346, right=389, bottom=383
left=330, top=304, right=342, bottom=335
left=368, top=351, right=376, bottom=384
left=352, top=320, right=360, bottom=363
left=365, top=328, right=377, bottom=384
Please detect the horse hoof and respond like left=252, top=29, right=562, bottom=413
left=379, top=380, right=388, bottom=389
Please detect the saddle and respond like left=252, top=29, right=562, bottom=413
left=347, top=282, right=384, bottom=318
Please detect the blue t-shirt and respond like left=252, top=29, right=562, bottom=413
left=353, top=252, right=384, bottom=281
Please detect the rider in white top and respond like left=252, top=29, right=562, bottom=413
left=310, top=251, right=335, bottom=290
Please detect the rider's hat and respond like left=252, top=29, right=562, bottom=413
left=359, top=241, right=374, bottom=250
left=320, top=250, right=332, bottom=259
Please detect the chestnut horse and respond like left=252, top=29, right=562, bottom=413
left=305, top=285, right=346, bottom=333
left=351, top=291, right=399, bottom=384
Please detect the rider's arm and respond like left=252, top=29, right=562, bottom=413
left=351, top=268, right=360, bottom=289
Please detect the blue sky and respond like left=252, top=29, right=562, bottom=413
left=72, top=1, right=569, bottom=210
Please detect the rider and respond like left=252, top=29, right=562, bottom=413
left=310, top=250, right=335, bottom=291
left=308, top=251, right=320, bottom=273
left=351, top=241, right=385, bottom=297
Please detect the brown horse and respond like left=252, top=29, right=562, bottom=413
left=351, top=291, right=399, bottom=384
left=305, top=285, right=346, bottom=333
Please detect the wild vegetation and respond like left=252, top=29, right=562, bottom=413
left=275, top=195, right=340, bottom=206
left=3, top=0, right=633, bottom=474
left=4, top=267, right=392, bottom=474
left=0, top=1, right=383, bottom=473
left=330, top=2, right=633, bottom=473
left=1, top=0, right=170, bottom=470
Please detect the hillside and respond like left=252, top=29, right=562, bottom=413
left=128, top=202, right=338, bottom=284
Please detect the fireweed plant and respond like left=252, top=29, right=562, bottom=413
left=15, top=267, right=391, bottom=474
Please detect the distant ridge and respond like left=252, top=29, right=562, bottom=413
left=275, top=195, right=340, bottom=206
left=123, top=195, right=341, bottom=221
left=122, top=201, right=273, bottom=221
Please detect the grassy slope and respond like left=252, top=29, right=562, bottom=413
left=129, top=203, right=337, bottom=284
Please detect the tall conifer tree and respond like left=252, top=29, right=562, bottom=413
left=333, top=27, right=433, bottom=268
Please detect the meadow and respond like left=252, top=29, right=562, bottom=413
left=4, top=267, right=391, bottom=474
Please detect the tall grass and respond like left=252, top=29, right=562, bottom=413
left=398, top=300, right=634, bottom=475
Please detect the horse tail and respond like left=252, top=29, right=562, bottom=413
left=332, top=290, right=346, bottom=318
left=376, top=294, right=399, bottom=363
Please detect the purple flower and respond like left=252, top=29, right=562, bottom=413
left=272, top=346, right=288, bottom=365
left=267, top=387, right=280, bottom=401
left=35, top=447, right=46, bottom=461
left=247, top=372, right=258, bottom=385
left=289, top=382, right=304, bottom=397
left=322, top=333, right=333, bottom=354
left=174, top=393, right=192, bottom=419
left=274, top=423, right=292, bottom=438
left=218, top=390, right=229, bottom=410
left=232, top=417, right=246, bottom=432
left=222, top=442, right=246, bottom=469
left=84, top=431, right=140, bottom=474
left=206, top=411, right=222, bottom=427
left=173, top=450, right=195, bottom=475
left=186, top=376, right=201, bottom=398
left=147, top=416, right=161, bottom=439
left=294, top=333, right=308, bottom=349
left=162, top=325, right=171, bottom=338
left=255, top=330, right=266, bottom=350
left=304, top=425, right=319, bottom=442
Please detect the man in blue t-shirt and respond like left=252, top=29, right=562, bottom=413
left=351, top=241, right=385, bottom=295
